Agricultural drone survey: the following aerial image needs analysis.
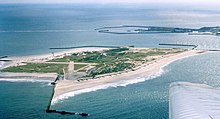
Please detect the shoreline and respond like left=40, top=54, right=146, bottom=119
left=52, top=49, right=206, bottom=104
left=0, top=48, right=206, bottom=104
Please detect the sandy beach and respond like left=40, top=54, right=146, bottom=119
left=52, top=49, right=206, bottom=103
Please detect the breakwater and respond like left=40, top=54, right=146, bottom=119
left=0, top=56, right=8, bottom=59
left=50, top=45, right=121, bottom=50
left=159, top=43, right=197, bottom=47
left=46, top=75, right=89, bottom=117
left=0, top=56, right=12, bottom=62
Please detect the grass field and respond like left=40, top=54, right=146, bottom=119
left=49, top=47, right=185, bottom=77
left=1, top=48, right=186, bottom=78
left=1, top=63, right=87, bottom=74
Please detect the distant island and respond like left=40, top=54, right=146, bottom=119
left=95, top=25, right=220, bottom=36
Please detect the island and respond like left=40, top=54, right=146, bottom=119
left=95, top=25, right=220, bottom=36
left=0, top=47, right=205, bottom=104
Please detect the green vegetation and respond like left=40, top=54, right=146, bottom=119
left=1, top=47, right=185, bottom=78
left=49, top=47, right=129, bottom=63
left=1, top=63, right=86, bottom=75
left=49, top=47, right=185, bottom=78
left=89, top=62, right=133, bottom=78
left=74, top=64, right=87, bottom=70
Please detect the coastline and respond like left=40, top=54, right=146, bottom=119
left=52, top=49, right=206, bottom=104
left=0, top=48, right=206, bottom=104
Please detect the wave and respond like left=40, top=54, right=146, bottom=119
left=52, top=68, right=165, bottom=104
left=0, top=29, right=91, bottom=33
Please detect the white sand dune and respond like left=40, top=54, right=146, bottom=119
left=169, top=82, right=220, bottom=119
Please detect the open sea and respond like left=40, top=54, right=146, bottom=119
left=1, top=4, right=220, bottom=119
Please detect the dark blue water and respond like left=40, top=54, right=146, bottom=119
left=1, top=4, right=220, bottom=119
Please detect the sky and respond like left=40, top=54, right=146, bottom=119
left=1, top=0, right=220, bottom=4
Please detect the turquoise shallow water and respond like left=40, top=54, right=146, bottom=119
left=1, top=4, right=220, bottom=119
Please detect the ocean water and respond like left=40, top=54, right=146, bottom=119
left=1, top=4, right=220, bottom=56
left=1, top=4, right=220, bottom=119
left=50, top=52, right=220, bottom=119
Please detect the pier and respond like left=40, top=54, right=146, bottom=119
left=159, top=43, right=198, bottom=49
left=0, top=59, right=12, bottom=61
left=207, top=49, right=220, bottom=52
left=159, top=43, right=197, bottom=47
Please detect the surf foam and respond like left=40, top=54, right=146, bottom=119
left=53, top=53, right=198, bottom=104
left=52, top=51, right=203, bottom=104
left=52, top=67, right=165, bottom=104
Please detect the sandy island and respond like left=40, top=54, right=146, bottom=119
left=0, top=47, right=206, bottom=104
left=51, top=49, right=205, bottom=103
